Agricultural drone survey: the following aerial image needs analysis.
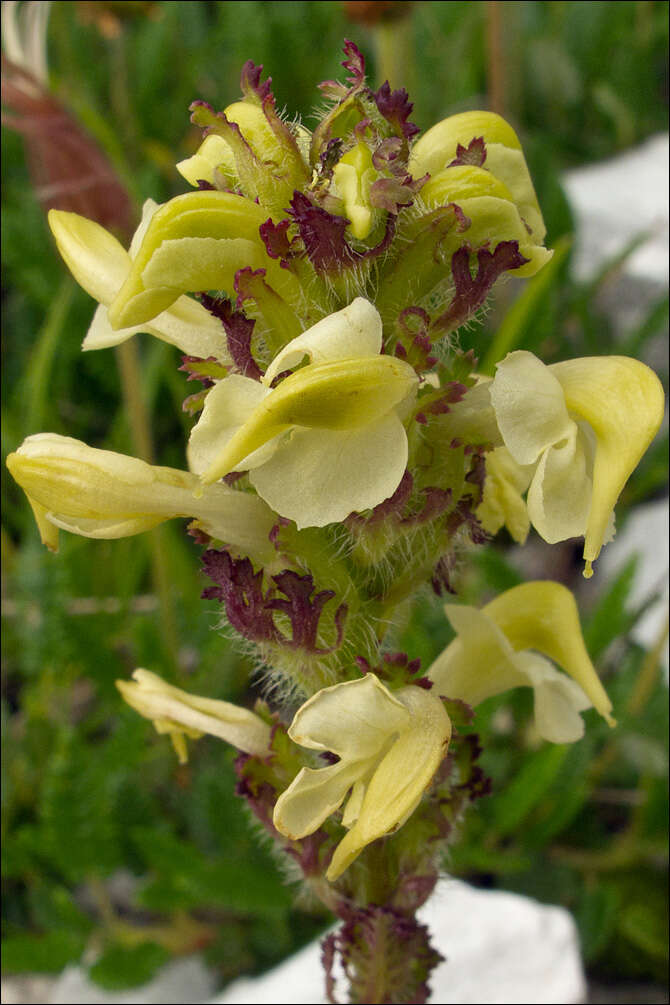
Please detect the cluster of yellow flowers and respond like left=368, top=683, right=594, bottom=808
left=7, top=44, right=664, bottom=889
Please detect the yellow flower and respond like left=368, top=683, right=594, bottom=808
left=188, top=298, right=419, bottom=528
left=48, top=202, right=229, bottom=358
left=273, top=673, right=451, bottom=881
left=428, top=581, right=614, bottom=742
left=117, top=669, right=272, bottom=764
left=490, top=351, right=665, bottom=576
left=6, top=433, right=276, bottom=561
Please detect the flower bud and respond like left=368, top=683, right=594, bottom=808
left=332, top=140, right=380, bottom=240
left=410, top=110, right=546, bottom=246
left=176, top=134, right=236, bottom=189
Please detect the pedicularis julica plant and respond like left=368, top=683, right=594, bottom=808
left=7, top=43, right=665, bottom=1004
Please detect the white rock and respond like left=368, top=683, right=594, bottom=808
left=562, top=133, right=669, bottom=283
left=3, top=883, right=585, bottom=1005
left=48, top=955, right=217, bottom=1005
left=0, top=976, right=55, bottom=1004
left=212, top=879, right=587, bottom=1005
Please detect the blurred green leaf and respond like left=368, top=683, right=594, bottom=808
left=576, top=882, right=621, bottom=961
left=2, top=930, right=87, bottom=975
left=88, top=942, right=170, bottom=991
left=491, top=744, right=570, bottom=837
left=618, top=900, right=669, bottom=963
left=584, top=557, right=638, bottom=662
left=132, top=827, right=292, bottom=916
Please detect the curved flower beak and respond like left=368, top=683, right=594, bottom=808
left=550, top=356, right=665, bottom=575
left=48, top=205, right=229, bottom=359
left=117, top=668, right=272, bottom=763
left=273, top=674, right=450, bottom=881
left=428, top=581, right=614, bottom=742
left=6, top=433, right=277, bottom=561
left=491, top=351, right=665, bottom=576
left=198, top=354, right=418, bottom=486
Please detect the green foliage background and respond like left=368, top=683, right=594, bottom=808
left=2, top=0, right=668, bottom=992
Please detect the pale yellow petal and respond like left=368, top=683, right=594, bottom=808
left=491, top=351, right=574, bottom=465
left=326, top=686, right=450, bottom=881
left=483, top=143, right=546, bottom=242
left=526, top=424, right=593, bottom=543
left=82, top=297, right=229, bottom=361
left=187, top=375, right=275, bottom=476
left=249, top=412, right=409, bottom=528
left=7, top=434, right=276, bottom=560
left=272, top=759, right=366, bottom=840
left=409, top=111, right=546, bottom=245
left=141, top=236, right=266, bottom=296
left=287, top=674, right=409, bottom=759
left=428, top=604, right=527, bottom=705
left=176, top=134, right=236, bottom=188
left=263, top=298, right=383, bottom=386
left=409, top=110, right=522, bottom=177
left=107, top=190, right=301, bottom=329
left=483, top=581, right=614, bottom=725
left=332, top=142, right=379, bottom=240
left=420, top=164, right=515, bottom=206
left=117, top=669, right=272, bottom=756
left=200, top=355, right=417, bottom=486
left=515, top=653, right=590, bottom=744
left=477, top=446, right=532, bottom=544
left=48, top=209, right=129, bottom=305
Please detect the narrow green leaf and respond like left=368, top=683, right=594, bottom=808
left=576, top=882, right=620, bottom=961
left=492, top=743, right=569, bottom=836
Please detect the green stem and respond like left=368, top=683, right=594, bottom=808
left=371, top=15, right=414, bottom=91
left=485, top=2, right=506, bottom=117
left=25, top=279, right=75, bottom=432
left=114, top=340, right=179, bottom=674
left=626, top=614, right=669, bottom=718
